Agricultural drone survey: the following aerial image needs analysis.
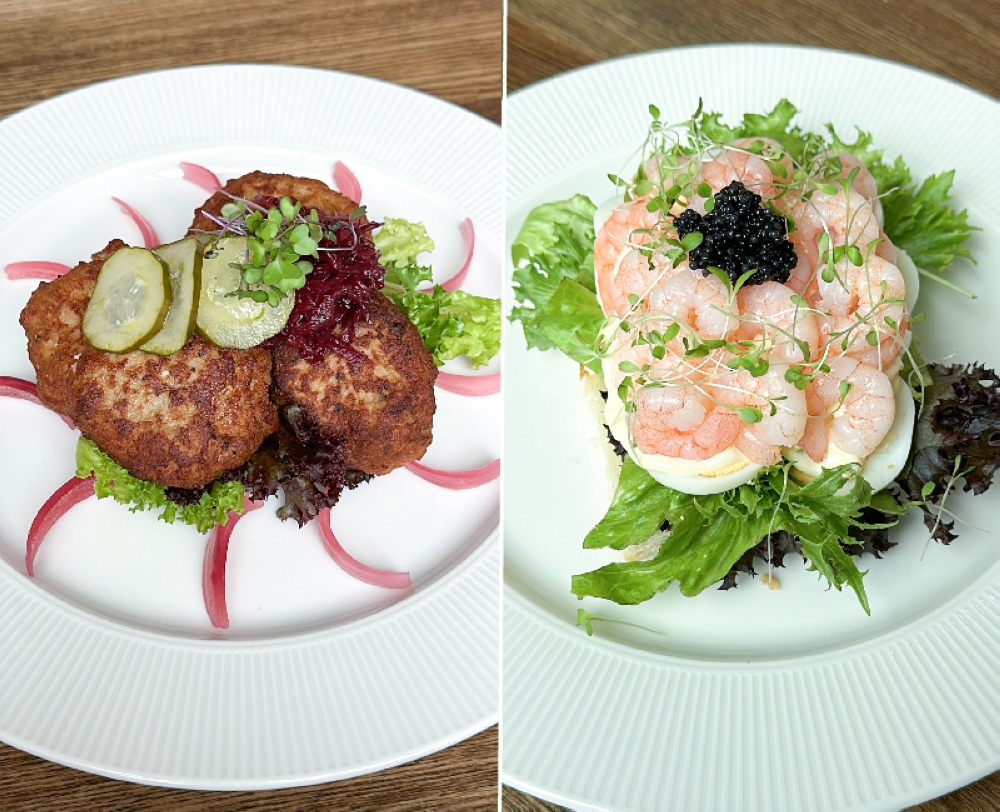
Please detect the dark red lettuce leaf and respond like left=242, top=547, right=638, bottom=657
left=898, top=362, right=1000, bottom=543
left=237, top=406, right=372, bottom=527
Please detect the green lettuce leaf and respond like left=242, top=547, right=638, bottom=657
left=696, top=98, right=812, bottom=165
left=574, top=458, right=886, bottom=612
left=879, top=169, right=976, bottom=279
left=374, top=217, right=435, bottom=269
left=510, top=195, right=597, bottom=351
left=530, top=278, right=605, bottom=373
left=76, top=438, right=245, bottom=533
left=375, top=218, right=501, bottom=369
left=387, top=284, right=501, bottom=369
left=582, top=454, right=685, bottom=550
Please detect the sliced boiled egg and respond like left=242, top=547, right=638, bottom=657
left=787, top=378, right=916, bottom=492
left=897, top=248, right=920, bottom=315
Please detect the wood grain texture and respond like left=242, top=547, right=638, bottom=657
left=0, top=0, right=502, bottom=124
left=0, top=726, right=497, bottom=811
left=507, top=0, right=1000, bottom=100
left=505, top=0, right=1000, bottom=809
left=0, top=0, right=499, bottom=809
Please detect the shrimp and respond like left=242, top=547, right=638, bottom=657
left=793, top=185, right=880, bottom=256
left=836, top=153, right=883, bottom=225
left=733, top=136, right=795, bottom=189
left=630, top=384, right=742, bottom=460
left=643, top=152, right=694, bottom=188
left=813, top=254, right=907, bottom=368
left=708, top=363, right=808, bottom=465
left=875, top=229, right=897, bottom=264
left=787, top=230, right=819, bottom=295
left=606, top=307, right=726, bottom=394
left=837, top=154, right=900, bottom=263
left=734, top=281, right=819, bottom=364
left=647, top=265, right=737, bottom=342
left=801, top=355, right=895, bottom=461
left=701, top=144, right=780, bottom=201
left=594, top=195, right=671, bottom=316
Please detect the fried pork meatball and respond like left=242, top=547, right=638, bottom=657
left=19, top=240, right=125, bottom=419
left=271, top=293, right=437, bottom=475
left=71, top=336, right=278, bottom=489
left=189, top=171, right=359, bottom=234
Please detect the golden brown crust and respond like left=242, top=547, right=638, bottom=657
left=272, top=293, right=438, bottom=475
left=71, top=336, right=277, bottom=489
left=19, top=239, right=127, bottom=419
left=188, top=171, right=359, bottom=234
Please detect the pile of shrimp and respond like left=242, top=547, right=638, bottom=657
left=597, top=136, right=907, bottom=469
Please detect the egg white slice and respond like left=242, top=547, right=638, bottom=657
left=787, top=380, right=916, bottom=492
left=897, top=248, right=920, bottom=315
left=861, top=379, right=916, bottom=492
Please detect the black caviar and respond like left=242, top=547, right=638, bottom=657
left=673, top=180, right=797, bottom=286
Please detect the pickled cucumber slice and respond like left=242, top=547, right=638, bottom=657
left=82, top=247, right=171, bottom=353
left=196, top=236, right=294, bottom=349
left=140, top=238, right=202, bottom=355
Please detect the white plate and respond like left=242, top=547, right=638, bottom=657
left=504, top=45, right=1000, bottom=811
left=0, top=65, right=500, bottom=789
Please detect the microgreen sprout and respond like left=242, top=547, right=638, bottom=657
left=921, top=454, right=969, bottom=559
left=199, top=194, right=369, bottom=308
left=575, top=608, right=665, bottom=637
left=205, top=196, right=318, bottom=306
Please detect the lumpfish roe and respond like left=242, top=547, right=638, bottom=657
left=674, top=180, right=797, bottom=286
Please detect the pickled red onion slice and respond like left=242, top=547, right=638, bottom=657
left=435, top=370, right=501, bottom=396
left=317, top=508, right=411, bottom=589
left=422, top=218, right=474, bottom=293
left=406, top=458, right=500, bottom=489
left=26, top=475, right=95, bottom=576
left=1, top=376, right=46, bottom=406
left=111, top=197, right=159, bottom=248
left=0, top=376, right=75, bottom=428
left=179, top=161, right=221, bottom=192
left=202, top=498, right=263, bottom=630
left=333, top=161, right=362, bottom=205
left=4, top=261, right=71, bottom=281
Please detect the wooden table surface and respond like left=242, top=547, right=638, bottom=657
left=0, top=0, right=500, bottom=809
left=505, top=0, right=1000, bottom=810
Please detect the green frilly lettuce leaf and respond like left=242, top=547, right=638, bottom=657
left=573, top=458, right=895, bottom=613
left=75, top=438, right=245, bottom=533
left=509, top=195, right=600, bottom=353
left=695, top=98, right=812, bottom=165
left=375, top=218, right=501, bottom=369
